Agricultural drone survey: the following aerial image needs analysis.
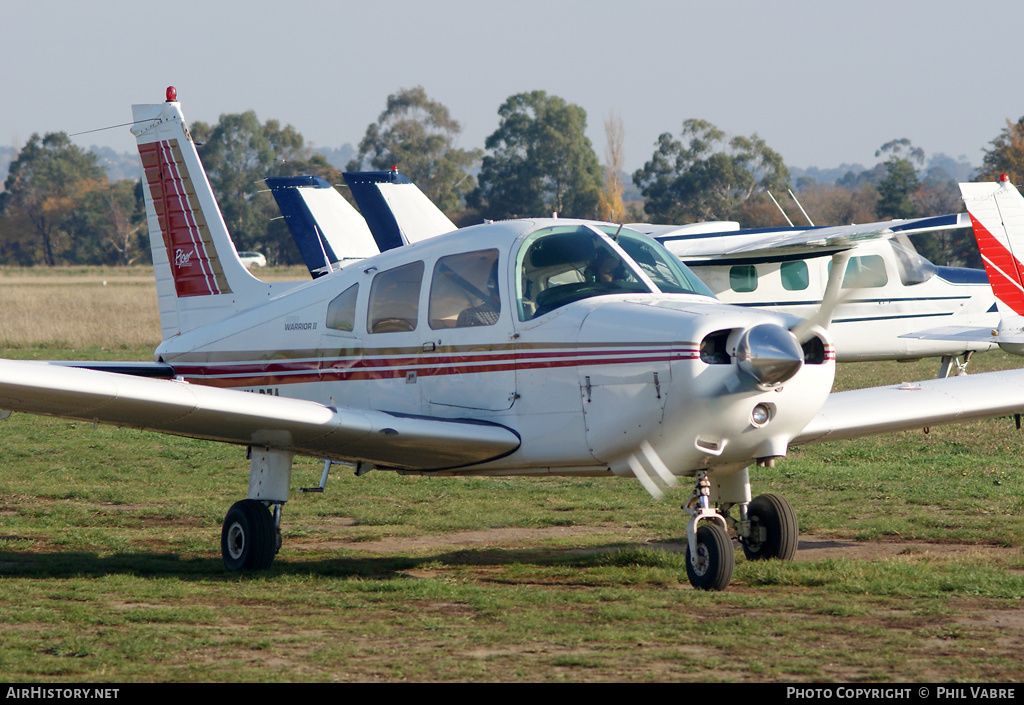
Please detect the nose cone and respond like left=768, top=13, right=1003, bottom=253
left=736, top=323, right=803, bottom=387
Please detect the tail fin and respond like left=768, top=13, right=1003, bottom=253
left=265, top=175, right=379, bottom=278
left=343, top=168, right=456, bottom=252
left=960, top=176, right=1024, bottom=317
left=131, top=88, right=275, bottom=339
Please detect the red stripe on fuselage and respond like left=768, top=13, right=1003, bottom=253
left=170, top=345, right=702, bottom=388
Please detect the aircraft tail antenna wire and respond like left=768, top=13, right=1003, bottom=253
left=70, top=119, right=156, bottom=138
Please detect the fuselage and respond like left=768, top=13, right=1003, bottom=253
left=155, top=219, right=836, bottom=480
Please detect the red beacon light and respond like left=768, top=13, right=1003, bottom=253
left=166, top=86, right=178, bottom=102
left=1000, top=173, right=1009, bottom=182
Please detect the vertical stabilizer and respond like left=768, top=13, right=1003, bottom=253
left=343, top=169, right=456, bottom=252
left=131, top=88, right=272, bottom=339
left=960, top=177, right=1024, bottom=318
left=265, top=176, right=379, bottom=278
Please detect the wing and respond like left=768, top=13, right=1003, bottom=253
left=0, top=359, right=520, bottom=471
left=634, top=213, right=971, bottom=262
left=794, top=368, right=1024, bottom=445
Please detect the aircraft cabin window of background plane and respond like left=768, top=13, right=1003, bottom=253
left=429, top=249, right=502, bottom=329
left=828, top=255, right=888, bottom=289
left=781, top=261, right=810, bottom=291
left=729, top=264, right=758, bottom=293
left=367, top=261, right=424, bottom=333
left=326, top=284, right=358, bottom=332
left=516, top=226, right=649, bottom=321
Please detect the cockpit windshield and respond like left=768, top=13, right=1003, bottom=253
left=597, top=226, right=716, bottom=297
left=890, top=238, right=936, bottom=286
left=515, top=224, right=715, bottom=321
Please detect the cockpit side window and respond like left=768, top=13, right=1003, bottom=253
left=367, top=261, right=424, bottom=333
left=429, top=249, right=501, bottom=329
left=516, top=226, right=649, bottom=321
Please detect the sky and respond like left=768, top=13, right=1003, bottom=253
left=4, top=0, right=1024, bottom=175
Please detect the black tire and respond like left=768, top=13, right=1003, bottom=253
left=740, top=493, right=798, bottom=561
left=685, top=523, right=735, bottom=591
left=221, top=499, right=277, bottom=571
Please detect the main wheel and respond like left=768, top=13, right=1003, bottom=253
left=685, top=522, right=735, bottom=591
left=221, top=499, right=278, bottom=571
left=740, top=493, right=798, bottom=561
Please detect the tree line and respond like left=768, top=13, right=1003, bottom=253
left=3, top=86, right=1024, bottom=268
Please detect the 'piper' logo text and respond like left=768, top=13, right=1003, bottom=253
left=174, top=248, right=194, bottom=268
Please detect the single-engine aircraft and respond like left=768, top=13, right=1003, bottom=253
left=3, top=88, right=1024, bottom=592
left=267, top=169, right=998, bottom=377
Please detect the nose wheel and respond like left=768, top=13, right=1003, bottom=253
left=682, top=473, right=798, bottom=590
left=685, top=522, right=735, bottom=590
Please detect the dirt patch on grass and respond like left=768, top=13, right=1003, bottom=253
left=315, top=525, right=616, bottom=554
left=307, top=524, right=1022, bottom=565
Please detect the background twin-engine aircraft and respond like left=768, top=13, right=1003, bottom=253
left=2, top=89, right=1024, bottom=592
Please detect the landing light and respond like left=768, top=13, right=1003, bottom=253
left=751, top=403, right=772, bottom=427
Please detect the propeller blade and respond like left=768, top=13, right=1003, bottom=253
left=791, top=250, right=853, bottom=343
left=627, top=440, right=677, bottom=499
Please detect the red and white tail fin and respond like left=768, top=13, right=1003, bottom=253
left=960, top=176, right=1024, bottom=321
left=132, top=87, right=273, bottom=339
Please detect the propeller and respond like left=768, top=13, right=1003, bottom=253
left=790, top=250, right=853, bottom=343
left=630, top=249, right=857, bottom=498
left=626, top=440, right=677, bottom=499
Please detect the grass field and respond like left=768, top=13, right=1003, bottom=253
left=0, top=267, right=1022, bottom=682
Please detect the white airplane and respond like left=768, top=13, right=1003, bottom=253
left=4, top=89, right=1024, bottom=592
left=628, top=219, right=999, bottom=376
left=268, top=170, right=998, bottom=377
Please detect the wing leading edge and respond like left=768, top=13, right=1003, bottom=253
left=637, top=213, right=971, bottom=262
left=795, top=368, right=1024, bottom=445
left=0, top=360, right=520, bottom=471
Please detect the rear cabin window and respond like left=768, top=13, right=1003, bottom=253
left=429, top=249, right=501, bottom=329
left=780, top=261, right=809, bottom=291
left=367, top=261, right=424, bottom=333
left=326, top=284, right=358, bottom=331
left=729, top=265, right=757, bottom=293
